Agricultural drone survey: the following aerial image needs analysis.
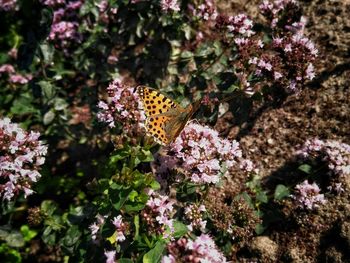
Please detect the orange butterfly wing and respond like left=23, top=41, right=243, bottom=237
left=137, top=86, right=200, bottom=145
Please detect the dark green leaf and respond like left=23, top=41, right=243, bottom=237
left=256, top=191, right=268, bottom=204
left=274, top=184, right=290, bottom=201
left=172, top=221, right=188, bottom=238
left=143, top=240, right=166, bottom=263
left=298, top=164, right=312, bottom=174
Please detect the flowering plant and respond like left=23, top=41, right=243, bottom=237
left=0, top=0, right=345, bottom=262
left=0, top=118, right=47, bottom=200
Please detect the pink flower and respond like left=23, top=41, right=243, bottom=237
left=305, top=63, right=315, bottom=80
left=104, top=250, right=116, bottom=263
left=184, top=204, right=207, bottom=232
left=0, top=118, right=47, bottom=200
left=160, top=0, right=180, bottom=12
left=154, top=123, right=252, bottom=185
left=142, top=191, right=175, bottom=238
left=293, top=180, right=326, bottom=210
left=9, top=74, right=31, bottom=84
left=0, top=64, right=15, bottom=74
left=0, top=0, right=17, bottom=11
left=162, top=234, right=227, bottom=262
left=227, top=14, right=255, bottom=37
left=89, top=214, right=107, bottom=240
left=111, top=215, right=126, bottom=242
left=298, top=139, right=350, bottom=177
left=274, top=71, right=283, bottom=80
left=97, top=79, right=146, bottom=130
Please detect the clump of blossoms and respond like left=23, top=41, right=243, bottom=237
left=89, top=214, right=107, bottom=241
left=97, top=79, right=146, bottom=145
left=141, top=189, right=175, bottom=239
left=89, top=214, right=129, bottom=252
left=184, top=204, right=207, bottom=232
left=292, top=180, right=326, bottom=210
left=155, top=123, right=253, bottom=185
left=298, top=139, right=350, bottom=193
left=0, top=64, right=32, bottom=85
left=298, top=139, right=350, bottom=177
left=189, top=0, right=218, bottom=21
left=214, top=1, right=318, bottom=95
left=96, top=0, right=118, bottom=25
left=260, top=0, right=303, bottom=30
left=160, top=0, right=180, bottom=12
left=104, top=250, right=116, bottom=263
left=162, top=234, right=227, bottom=263
left=111, top=215, right=128, bottom=243
left=42, top=0, right=83, bottom=52
left=0, top=0, right=18, bottom=11
left=0, top=118, right=47, bottom=200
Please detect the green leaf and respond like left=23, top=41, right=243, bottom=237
left=274, top=184, right=290, bottom=201
left=10, top=95, right=36, bottom=115
left=54, top=98, right=68, bottom=111
left=39, top=80, right=56, bottom=101
left=43, top=110, right=55, bottom=125
left=255, top=223, right=266, bottom=235
left=143, top=240, right=166, bottom=263
left=6, top=231, right=25, bottom=248
left=150, top=180, right=160, bottom=190
left=118, top=259, right=133, bottom=263
left=20, top=225, right=38, bottom=242
left=62, top=226, right=81, bottom=247
left=128, top=190, right=138, bottom=202
left=112, top=189, right=129, bottom=210
left=40, top=43, right=54, bottom=64
left=110, top=148, right=131, bottom=163
left=256, top=191, right=268, bottom=204
left=41, top=200, right=57, bottom=216
left=0, top=243, right=22, bottom=263
left=134, top=215, right=140, bottom=240
left=298, top=164, right=312, bottom=174
left=124, top=203, right=145, bottom=213
left=172, top=221, right=188, bottom=238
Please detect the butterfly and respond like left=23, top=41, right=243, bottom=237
left=137, top=85, right=201, bottom=145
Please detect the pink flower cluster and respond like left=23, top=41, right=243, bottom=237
left=142, top=190, right=175, bottom=239
left=191, top=0, right=218, bottom=21
left=111, top=215, right=126, bottom=243
left=160, top=0, right=180, bottom=12
left=162, top=234, right=227, bottom=263
left=227, top=14, right=254, bottom=39
left=0, top=118, right=47, bottom=200
left=96, top=0, right=118, bottom=25
left=298, top=139, right=350, bottom=177
left=212, top=1, right=318, bottom=95
left=89, top=214, right=127, bottom=253
left=0, top=64, right=32, bottom=85
left=184, top=204, right=207, bottom=232
left=0, top=0, right=18, bottom=11
left=156, top=123, right=253, bottom=185
left=97, top=80, right=146, bottom=129
left=104, top=250, right=116, bottom=263
left=43, top=0, right=83, bottom=51
left=260, top=0, right=300, bottom=28
left=89, top=214, right=107, bottom=241
left=292, top=180, right=326, bottom=210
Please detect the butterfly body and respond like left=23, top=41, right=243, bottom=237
left=137, top=86, right=200, bottom=145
